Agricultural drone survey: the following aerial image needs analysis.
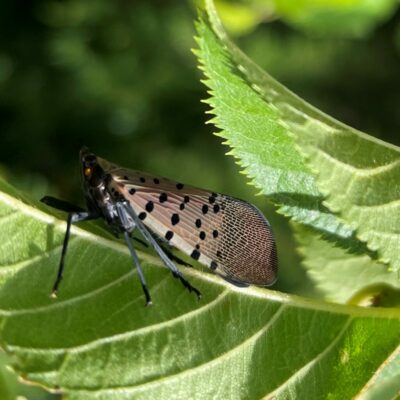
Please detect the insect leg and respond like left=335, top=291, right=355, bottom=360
left=144, top=231, right=189, bottom=266
left=157, top=243, right=193, bottom=268
left=52, top=211, right=98, bottom=298
left=123, top=203, right=201, bottom=299
left=114, top=203, right=152, bottom=305
left=41, top=196, right=85, bottom=213
left=123, top=231, right=152, bottom=306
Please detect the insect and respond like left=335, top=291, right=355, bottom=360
left=41, top=147, right=277, bottom=305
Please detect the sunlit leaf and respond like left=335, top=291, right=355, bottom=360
left=197, top=0, right=400, bottom=274
left=195, top=0, right=367, bottom=258
left=294, top=223, right=400, bottom=305
left=0, top=180, right=399, bottom=399
left=358, top=349, right=400, bottom=400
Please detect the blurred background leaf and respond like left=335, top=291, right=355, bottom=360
left=214, top=0, right=399, bottom=38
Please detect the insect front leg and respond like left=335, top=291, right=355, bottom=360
left=123, top=203, right=201, bottom=299
left=52, top=211, right=98, bottom=298
left=122, top=231, right=152, bottom=306
left=115, top=203, right=152, bottom=306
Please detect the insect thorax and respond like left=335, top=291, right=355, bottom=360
left=84, top=173, right=135, bottom=233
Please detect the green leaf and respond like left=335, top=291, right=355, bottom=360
left=0, top=180, right=400, bottom=399
left=295, top=118, right=400, bottom=273
left=197, top=0, right=400, bottom=272
left=0, top=351, right=57, bottom=400
left=358, top=349, right=400, bottom=400
left=294, top=223, right=400, bottom=305
left=273, top=0, right=399, bottom=38
left=213, top=0, right=272, bottom=36
left=0, top=353, right=14, bottom=400
left=213, top=0, right=399, bottom=39
left=195, top=0, right=369, bottom=257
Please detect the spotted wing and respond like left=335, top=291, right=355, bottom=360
left=103, top=164, right=277, bottom=286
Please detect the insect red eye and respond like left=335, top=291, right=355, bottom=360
left=84, top=167, right=92, bottom=177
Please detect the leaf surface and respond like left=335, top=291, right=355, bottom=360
left=294, top=223, right=400, bottom=304
left=0, top=181, right=399, bottom=399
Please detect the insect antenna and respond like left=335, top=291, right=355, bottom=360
left=123, top=202, right=201, bottom=299
left=41, top=196, right=85, bottom=213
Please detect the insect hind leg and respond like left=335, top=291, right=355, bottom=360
left=156, top=240, right=193, bottom=268
left=123, top=202, right=201, bottom=299
left=171, top=270, right=201, bottom=298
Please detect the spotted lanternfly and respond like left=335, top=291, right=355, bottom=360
left=41, top=147, right=277, bottom=305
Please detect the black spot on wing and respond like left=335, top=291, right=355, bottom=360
left=165, top=230, right=174, bottom=240
left=159, top=193, right=167, bottom=203
left=171, top=213, right=180, bottom=226
left=191, top=249, right=200, bottom=260
left=145, top=201, right=154, bottom=212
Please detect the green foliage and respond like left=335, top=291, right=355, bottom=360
left=214, top=0, right=399, bottom=38
left=0, top=178, right=399, bottom=399
left=273, top=0, right=399, bottom=38
left=196, top=0, right=400, bottom=299
left=358, top=351, right=400, bottom=400
left=196, top=4, right=346, bottom=245
left=0, top=353, right=13, bottom=400
left=295, top=117, right=400, bottom=273
left=0, top=351, right=57, bottom=400
left=294, top=223, right=400, bottom=305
